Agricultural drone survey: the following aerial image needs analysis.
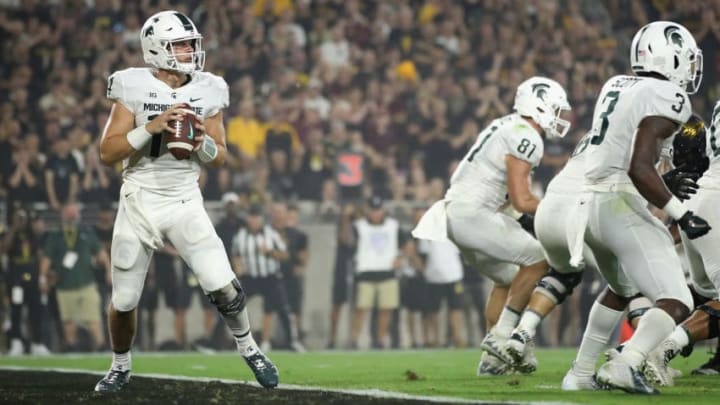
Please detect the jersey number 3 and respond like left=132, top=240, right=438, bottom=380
left=591, top=91, right=620, bottom=145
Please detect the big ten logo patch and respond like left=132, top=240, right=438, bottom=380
left=336, top=152, right=364, bottom=187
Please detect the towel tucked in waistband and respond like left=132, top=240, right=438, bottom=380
left=120, top=182, right=164, bottom=250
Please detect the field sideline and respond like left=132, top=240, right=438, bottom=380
left=1, top=348, right=719, bottom=404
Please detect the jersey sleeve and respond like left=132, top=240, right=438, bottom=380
left=643, top=82, right=692, bottom=124
left=106, top=70, right=134, bottom=111
left=206, top=75, right=230, bottom=117
left=503, top=124, right=544, bottom=167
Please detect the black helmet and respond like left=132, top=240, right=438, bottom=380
left=673, top=113, right=709, bottom=175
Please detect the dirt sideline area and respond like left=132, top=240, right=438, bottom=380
left=0, top=369, right=489, bottom=405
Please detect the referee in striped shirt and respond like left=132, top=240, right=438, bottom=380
left=231, top=203, right=304, bottom=352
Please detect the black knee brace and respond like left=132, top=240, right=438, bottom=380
left=627, top=307, right=649, bottom=324
left=698, top=301, right=720, bottom=339
left=535, top=268, right=583, bottom=304
left=208, top=278, right=247, bottom=316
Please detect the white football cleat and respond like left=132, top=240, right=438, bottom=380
left=562, top=365, right=600, bottom=391
left=8, top=339, right=24, bottom=356
left=643, top=339, right=680, bottom=387
left=506, top=328, right=537, bottom=374
left=596, top=358, right=659, bottom=394
left=480, top=329, right=513, bottom=365
left=476, top=351, right=512, bottom=376
left=30, top=343, right=51, bottom=356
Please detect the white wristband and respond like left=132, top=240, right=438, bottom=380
left=126, top=125, right=153, bottom=150
left=662, top=196, right=688, bottom=220
left=197, top=135, right=218, bottom=163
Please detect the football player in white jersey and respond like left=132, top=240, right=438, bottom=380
left=500, top=131, right=600, bottom=381
left=412, top=76, right=571, bottom=374
left=645, top=109, right=720, bottom=385
left=506, top=123, right=701, bottom=389
left=95, top=11, right=278, bottom=392
left=565, top=21, right=709, bottom=394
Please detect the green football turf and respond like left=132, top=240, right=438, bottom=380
left=1, top=348, right=718, bottom=404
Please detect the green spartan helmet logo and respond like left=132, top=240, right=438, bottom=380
left=531, top=83, right=550, bottom=101
left=664, top=26, right=684, bottom=48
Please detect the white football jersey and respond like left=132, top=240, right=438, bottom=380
left=545, top=132, right=592, bottom=195
left=584, top=75, right=691, bottom=186
left=106, top=67, right=229, bottom=193
left=446, top=113, right=544, bottom=210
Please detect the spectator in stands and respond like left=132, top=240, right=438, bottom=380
left=44, top=136, right=80, bottom=211
left=39, top=203, right=108, bottom=351
left=2, top=208, right=50, bottom=356
left=92, top=203, right=114, bottom=346
left=343, top=196, right=403, bottom=349
left=400, top=208, right=429, bottom=349
left=226, top=100, right=266, bottom=161
left=327, top=202, right=360, bottom=349
left=416, top=234, right=466, bottom=348
left=216, top=192, right=247, bottom=256
left=6, top=138, right=43, bottom=207
left=81, top=140, right=119, bottom=204
left=272, top=202, right=309, bottom=343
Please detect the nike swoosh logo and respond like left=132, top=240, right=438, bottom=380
left=189, top=97, right=202, bottom=103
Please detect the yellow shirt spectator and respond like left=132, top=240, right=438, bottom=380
left=253, top=0, right=293, bottom=17
left=226, top=102, right=267, bottom=159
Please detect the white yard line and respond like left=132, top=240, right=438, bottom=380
left=0, top=365, right=575, bottom=405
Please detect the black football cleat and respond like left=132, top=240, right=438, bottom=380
left=692, top=352, right=720, bottom=375
left=242, top=345, right=279, bottom=389
left=94, top=369, right=131, bottom=392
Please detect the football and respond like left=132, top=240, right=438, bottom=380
left=164, top=104, right=199, bottom=160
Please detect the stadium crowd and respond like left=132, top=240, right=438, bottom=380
left=2, top=0, right=720, bottom=355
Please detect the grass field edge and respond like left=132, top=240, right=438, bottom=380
left=0, top=365, right=576, bottom=405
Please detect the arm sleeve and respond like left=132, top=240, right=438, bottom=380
left=504, top=126, right=544, bottom=167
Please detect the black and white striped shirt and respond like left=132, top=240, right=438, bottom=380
left=231, top=225, right=287, bottom=278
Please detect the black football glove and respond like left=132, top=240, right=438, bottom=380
left=677, top=211, right=711, bottom=240
left=662, top=168, right=700, bottom=201
left=517, top=214, right=535, bottom=235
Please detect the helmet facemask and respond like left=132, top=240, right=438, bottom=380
left=161, top=37, right=205, bottom=74
left=683, top=48, right=703, bottom=94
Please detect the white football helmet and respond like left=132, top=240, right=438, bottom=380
left=140, top=11, right=204, bottom=73
left=513, top=77, right=571, bottom=139
left=630, top=21, right=702, bottom=94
